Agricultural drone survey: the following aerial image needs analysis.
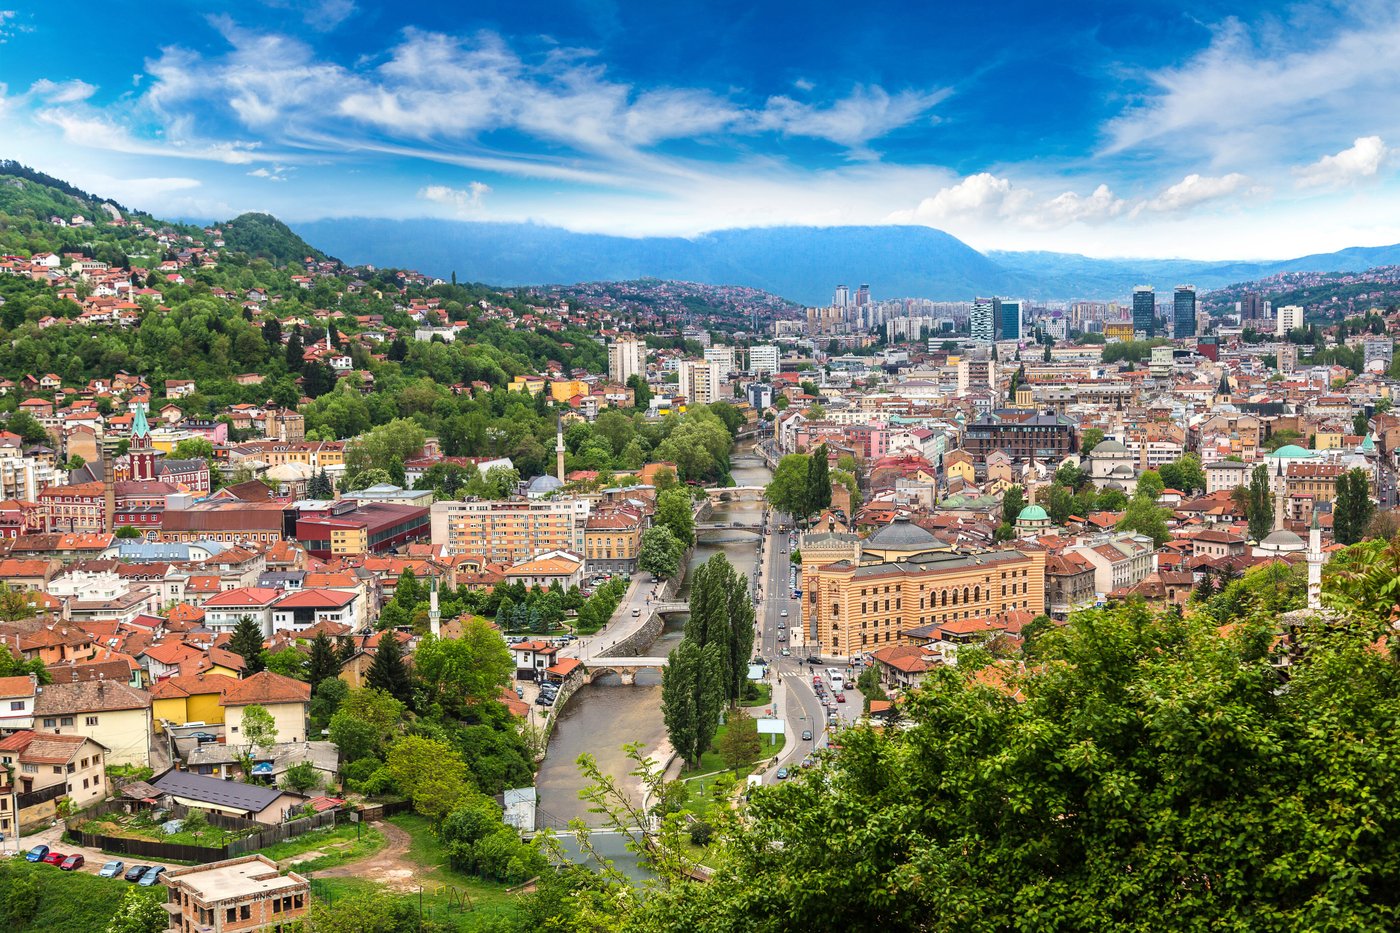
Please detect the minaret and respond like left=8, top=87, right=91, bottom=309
left=1306, top=510, right=1324, bottom=610
left=555, top=416, right=566, bottom=483
left=1273, top=460, right=1287, bottom=532
left=428, top=577, right=441, bottom=637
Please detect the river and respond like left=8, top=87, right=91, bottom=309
left=534, top=439, right=772, bottom=827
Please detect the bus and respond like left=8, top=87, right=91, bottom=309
left=825, top=668, right=845, bottom=690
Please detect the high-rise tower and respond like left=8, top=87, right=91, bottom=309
left=1173, top=285, right=1197, bottom=339
left=1132, top=286, right=1156, bottom=338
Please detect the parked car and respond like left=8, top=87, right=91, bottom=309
left=124, top=864, right=150, bottom=881
left=801, top=729, right=813, bottom=741
left=41, top=851, right=67, bottom=866
left=60, top=854, right=85, bottom=871
left=835, top=693, right=847, bottom=703
left=25, top=845, right=48, bottom=862
left=138, top=866, right=166, bottom=886
left=98, top=860, right=125, bottom=878
left=190, top=732, right=217, bottom=743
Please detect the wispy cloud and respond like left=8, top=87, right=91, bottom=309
left=1294, top=136, right=1392, bottom=189
left=0, top=10, right=33, bottom=43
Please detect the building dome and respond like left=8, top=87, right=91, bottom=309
left=525, top=474, right=563, bottom=497
left=1091, top=439, right=1129, bottom=455
left=865, top=515, right=938, bottom=550
left=1017, top=505, right=1048, bottom=522
left=1267, top=444, right=1312, bottom=459
left=1259, top=528, right=1305, bottom=551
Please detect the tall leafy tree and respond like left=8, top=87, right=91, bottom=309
left=228, top=615, right=266, bottom=675
left=1333, top=467, right=1375, bottom=545
left=1117, top=489, right=1172, bottom=546
left=661, top=640, right=700, bottom=767
left=765, top=453, right=811, bottom=517
left=655, top=485, right=696, bottom=546
left=805, top=443, right=832, bottom=517
left=1002, top=484, right=1026, bottom=524
left=1247, top=464, right=1274, bottom=542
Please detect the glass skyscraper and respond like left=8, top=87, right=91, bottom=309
left=1173, top=285, right=1197, bottom=339
left=995, top=298, right=1023, bottom=341
left=1132, top=286, right=1156, bottom=337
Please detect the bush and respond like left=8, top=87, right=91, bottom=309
left=342, top=756, right=383, bottom=790
left=688, top=820, right=714, bottom=846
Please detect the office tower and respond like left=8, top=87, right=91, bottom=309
left=747, top=382, right=774, bottom=410
left=678, top=359, right=722, bottom=405
left=749, top=344, right=780, bottom=376
left=1173, top=285, right=1197, bottom=339
left=607, top=334, right=646, bottom=384
left=856, top=284, right=870, bottom=307
left=1132, top=286, right=1156, bottom=337
left=970, top=297, right=995, bottom=342
left=704, top=346, right=736, bottom=374
left=1241, top=293, right=1264, bottom=321
left=1276, top=305, right=1305, bottom=336
left=995, top=298, right=1023, bottom=341
left=834, top=285, right=850, bottom=308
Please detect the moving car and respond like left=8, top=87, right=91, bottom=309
left=801, top=729, right=813, bottom=741
left=780, top=648, right=791, bottom=657
left=60, top=854, right=85, bottom=871
left=776, top=767, right=789, bottom=780
left=98, top=861, right=125, bottom=878
left=41, top=851, right=67, bottom=866
left=780, top=609, right=789, bottom=617
left=835, top=693, right=847, bottom=703
left=806, top=655, right=821, bottom=665
left=25, top=845, right=48, bottom=862
left=138, top=866, right=166, bottom=886
left=125, top=864, right=150, bottom=881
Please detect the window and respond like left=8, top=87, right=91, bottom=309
left=227, top=907, right=237, bottom=922
left=60, top=716, right=73, bottom=726
left=8, top=701, right=21, bottom=711
left=240, top=905, right=251, bottom=920
left=42, top=718, right=56, bottom=728
left=86, top=716, right=98, bottom=726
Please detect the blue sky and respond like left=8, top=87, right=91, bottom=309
left=2, top=0, right=1399, bottom=258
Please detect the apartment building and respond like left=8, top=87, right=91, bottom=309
left=429, top=496, right=590, bottom=563
left=163, top=855, right=310, bottom=933
left=607, top=334, right=646, bottom=385
left=583, top=507, right=644, bottom=573
left=678, top=359, right=723, bottom=405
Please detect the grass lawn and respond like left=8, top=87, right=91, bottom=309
left=741, top=683, right=772, bottom=708
left=680, top=721, right=785, bottom=817
left=305, top=813, right=521, bottom=931
left=0, top=858, right=164, bottom=932
left=75, top=814, right=258, bottom=848
left=262, top=821, right=386, bottom=871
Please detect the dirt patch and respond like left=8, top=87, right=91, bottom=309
left=311, top=820, right=421, bottom=892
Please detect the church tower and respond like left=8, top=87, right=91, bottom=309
left=128, top=401, right=156, bottom=482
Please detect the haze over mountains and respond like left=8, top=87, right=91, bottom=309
left=292, top=218, right=1400, bottom=305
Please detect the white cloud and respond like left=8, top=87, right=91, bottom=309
left=248, top=165, right=289, bottom=182
left=892, top=170, right=1258, bottom=230
left=1140, top=172, right=1255, bottom=212
left=419, top=182, right=491, bottom=213
left=28, top=79, right=98, bottom=104
left=35, top=109, right=263, bottom=164
left=756, top=85, right=950, bottom=150
left=1294, top=136, right=1392, bottom=189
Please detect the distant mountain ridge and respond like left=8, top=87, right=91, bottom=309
left=291, top=218, right=1400, bottom=304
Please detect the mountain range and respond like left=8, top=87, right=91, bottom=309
left=290, top=218, right=1400, bottom=305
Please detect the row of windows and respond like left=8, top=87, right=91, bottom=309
left=42, top=715, right=99, bottom=727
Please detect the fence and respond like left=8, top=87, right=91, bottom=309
left=67, top=803, right=339, bottom=864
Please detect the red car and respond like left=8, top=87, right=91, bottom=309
left=835, top=693, right=847, bottom=703
left=60, top=854, right=85, bottom=871
left=41, top=851, right=67, bottom=865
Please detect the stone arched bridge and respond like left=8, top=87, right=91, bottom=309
left=586, top=657, right=668, bottom=684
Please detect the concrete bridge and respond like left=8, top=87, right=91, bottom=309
left=653, top=601, right=688, bottom=614
left=586, top=657, right=669, bottom=684
left=695, top=521, right=765, bottom=536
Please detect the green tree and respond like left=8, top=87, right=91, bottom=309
left=260, top=646, right=307, bottom=680
left=302, top=885, right=423, bottom=933
left=104, top=885, right=166, bottom=933
left=626, top=373, right=651, bottom=410
left=1117, top=490, right=1172, bottom=546
left=385, top=735, right=473, bottom=821
left=1354, top=410, right=1370, bottom=438
left=240, top=703, right=278, bottom=750
left=308, top=467, right=334, bottom=498
left=366, top=631, right=413, bottom=703
left=1136, top=469, right=1165, bottom=500
left=413, top=620, right=514, bottom=718
left=639, top=525, right=684, bottom=578
left=228, top=615, right=266, bottom=674
left=806, top=443, right=832, bottom=517
left=717, top=707, right=762, bottom=772
left=114, top=525, right=143, bottom=539
left=1002, top=484, right=1026, bottom=524
left=1247, top=464, right=1274, bottom=542
left=655, top=485, right=696, bottom=546
left=1158, top=453, right=1206, bottom=494
left=765, top=453, right=811, bottom=517
left=1333, top=467, right=1375, bottom=546
left=279, top=760, right=322, bottom=793
left=1079, top=426, right=1105, bottom=453
left=306, top=631, right=340, bottom=691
